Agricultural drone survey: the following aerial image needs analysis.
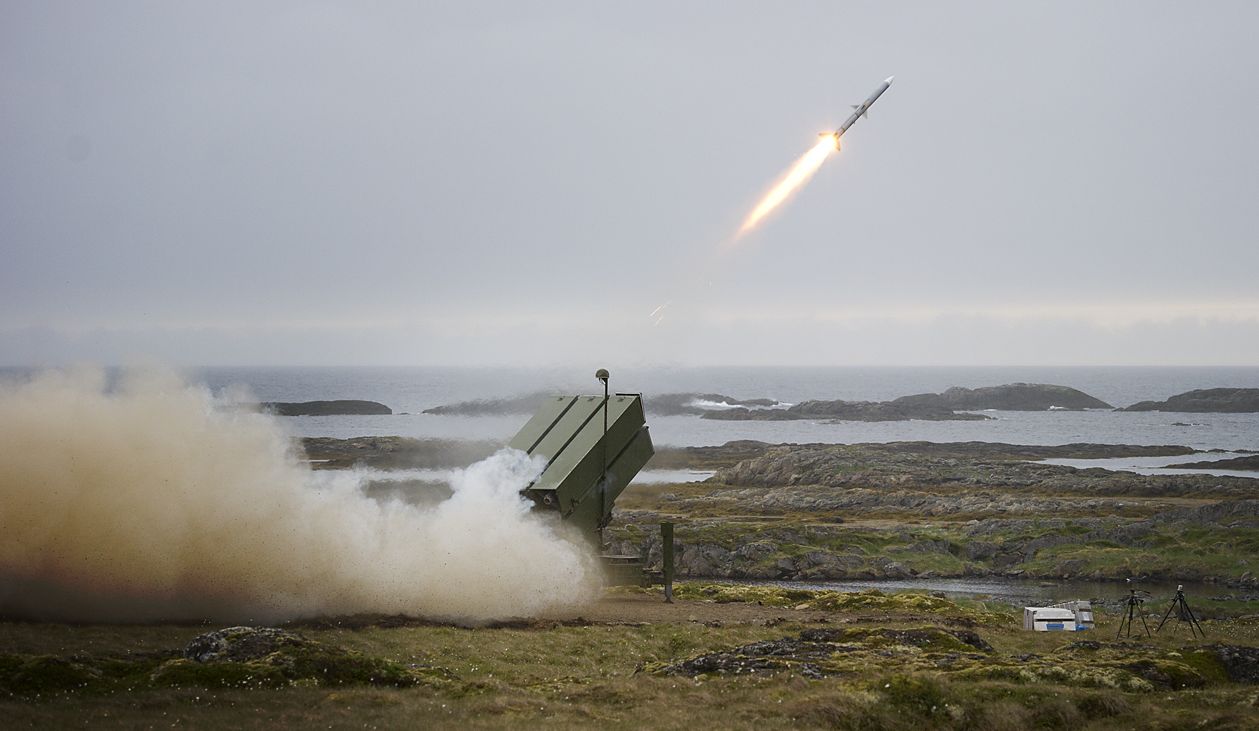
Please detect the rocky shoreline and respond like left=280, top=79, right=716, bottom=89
left=1122, top=387, right=1259, bottom=413
left=607, top=440, right=1259, bottom=589
left=262, top=400, right=392, bottom=416
left=297, top=434, right=1259, bottom=591
left=419, top=383, right=1259, bottom=423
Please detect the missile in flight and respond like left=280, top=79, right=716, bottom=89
left=820, top=75, right=894, bottom=148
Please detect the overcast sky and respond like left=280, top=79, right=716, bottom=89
left=3, top=1, right=1258, bottom=366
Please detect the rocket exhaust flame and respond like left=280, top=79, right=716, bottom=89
left=737, top=135, right=838, bottom=236
left=735, top=76, right=892, bottom=238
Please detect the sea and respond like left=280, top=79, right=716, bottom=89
left=7, top=364, right=1256, bottom=604
left=171, top=365, right=1259, bottom=456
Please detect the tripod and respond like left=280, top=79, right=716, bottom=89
left=1116, top=589, right=1151, bottom=639
left=1155, top=585, right=1205, bottom=639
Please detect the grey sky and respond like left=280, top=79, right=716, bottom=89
left=3, top=1, right=1257, bottom=366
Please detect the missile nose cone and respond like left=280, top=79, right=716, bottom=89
left=885, top=75, right=895, bottom=85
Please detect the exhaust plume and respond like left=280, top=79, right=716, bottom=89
left=0, top=368, right=603, bottom=623
left=737, top=135, right=837, bottom=236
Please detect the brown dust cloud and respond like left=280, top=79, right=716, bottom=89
left=0, top=368, right=602, bottom=623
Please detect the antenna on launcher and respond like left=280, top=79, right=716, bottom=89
left=596, top=369, right=610, bottom=541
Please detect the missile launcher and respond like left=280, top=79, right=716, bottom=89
left=508, top=392, right=654, bottom=537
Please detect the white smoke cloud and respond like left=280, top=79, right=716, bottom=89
left=0, top=367, right=603, bottom=623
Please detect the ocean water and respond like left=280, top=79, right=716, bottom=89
left=171, top=366, right=1259, bottom=453
left=4, top=365, right=1256, bottom=452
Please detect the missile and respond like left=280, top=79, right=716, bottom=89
left=820, top=75, right=894, bottom=148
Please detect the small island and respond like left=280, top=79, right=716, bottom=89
left=423, top=392, right=790, bottom=417
left=262, top=400, right=392, bottom=416
left=703, top=383, right=1110, bottom=422
left=424, top=383, right=1110, bottom=423
left=1166, top=454, right=1259, bottom=471
left=1121, top=388, right=1259, bottom=413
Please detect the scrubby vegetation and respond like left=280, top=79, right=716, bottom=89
left=4, top=588, right=1259, bottom=728
left=609, top=441, right=1259, bottom=591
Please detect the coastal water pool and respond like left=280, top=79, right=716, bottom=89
left=1039, top=452, right=1259, bottom=478
left=725, top=577, right=1247, bottom=610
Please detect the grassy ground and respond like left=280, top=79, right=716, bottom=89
left=4, top=586, right=1259, bottom=729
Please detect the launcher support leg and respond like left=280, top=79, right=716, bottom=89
left=662, top=522, right=674, bottom=603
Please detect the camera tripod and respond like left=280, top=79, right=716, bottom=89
left=1116, top=588, right=1151, bottom=639
left=1155, top=585, right=1206, bottom=639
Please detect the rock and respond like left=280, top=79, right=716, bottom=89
left=700, top=383, right=1111, bottom=421
left=678, top=543, right=732, bottom=576
left=932, top=383, right=1112, bottom=411
left=184, top=626, right=309, bottom=663
left=647, top=393, right=787, bottom=416
left=263, top=400, right=391, bottom=416
left=299, top=436, right=496, bottom=470
left=1056, top=559, right=1088, bottom=578
left=703, top=398, right=989, bottom=422
left=964, top=541, right=998, bottom=561
left=423, top=392, right=787, bottom=417
left=655, top=627, right=993, bottom=678
left=1122, top=388, right=1259, bottom=413
left=170, top=626, right=430, bottom=689
left=422, top=393, right=551, bottom=415
left=1166, top=454, right=1259, bottom=471
left=1211, top=644, right=1259, bottom=682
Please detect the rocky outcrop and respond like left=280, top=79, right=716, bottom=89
left=299, top=436, right=496, bottom=470
left=706, top=442, right=1239, bottom=498
left=703, top=398, right=989, bottom=422
left=606, top=440, right=1259, bottom=585
left=655, top=626, right=993, bottom=679
left=929, top=383, right=1112, bottom=410
left=1166, top=454, right=1259, bottom=471
left=423, top=392, right=787, bottom=417
left=184, top=626, right=308, bottom=663
left=648, top=393, right=786, bottom=415
left=1122, top=388, right=1259, bottom=413
left=422, top=392, right=553, bottom=416
left=1213, top=644, right=1259, bottom=683
left=263, top=400, right=391, bottom=416
left=700, top=383, right=1111, bottom=421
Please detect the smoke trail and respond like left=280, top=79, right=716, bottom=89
left=737, top=135, right=837, bottom=236
left=0, top=368, right=603, bottom=623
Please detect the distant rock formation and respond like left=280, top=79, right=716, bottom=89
left=423, top=392, right=788, bottom=417
left=263, top=400, right=392, bottom=416
left=1121, top=388, right=1259, bottom=413
left=1165, top=454, right=1259, bottom=471
left=422, top=383, right=1110, bottom=421
left=703, top=399, right=989, bottom=422
left=422, top=393, right=552, bottom=416
left=649, top=393, right=786, bottom=415
left=702, top=383, right=1110, bottom=421
left=927, top=383, right=1112, bottom=410
left=300, top=436, right=495, bottom=470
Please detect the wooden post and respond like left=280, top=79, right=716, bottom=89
left=661, top=521, right=674, bottom=603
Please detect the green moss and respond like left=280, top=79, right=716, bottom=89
left=150, top=658, right=288, bottom=689
left=1123, top=659, right=1209, bottom=690
left=1164, top=649, right=1229, bottom=684
left=875, top=673, right=951, bottom=716
left=669, top=584, right=1014, bottom=626
left=0, top=638, right=435, bottom=697
left=0, top=655, right=100, bottom=696
left=833, top=627, right=983, bottom=654
left=671, top=583, right=816, bottom=606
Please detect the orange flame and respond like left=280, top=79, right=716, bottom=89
left=737, top=135, right=837, bottom=236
